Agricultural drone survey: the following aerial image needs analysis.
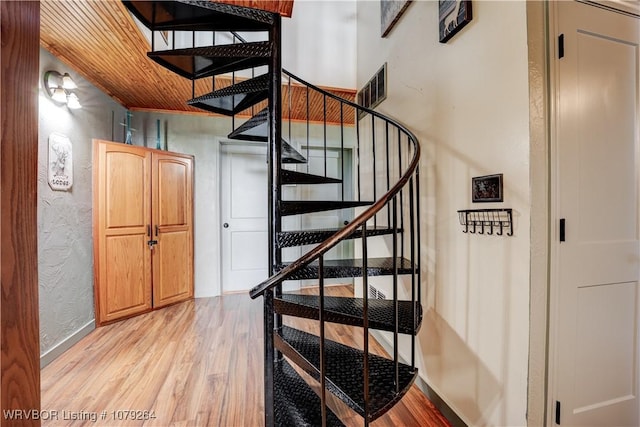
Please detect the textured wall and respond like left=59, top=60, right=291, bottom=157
left=38, top=49, right=126, bottom=362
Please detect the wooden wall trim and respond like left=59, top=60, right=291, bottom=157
left=1, top=1, right=41, bottom=424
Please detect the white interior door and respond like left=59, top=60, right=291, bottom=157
left=220, top=143, right=269, bottom=293
left=552, top=2, right=640, bottom=425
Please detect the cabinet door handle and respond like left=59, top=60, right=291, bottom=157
left=147, top=225, right=151, bottom=237
left=155, top=225, right=159, bottom=236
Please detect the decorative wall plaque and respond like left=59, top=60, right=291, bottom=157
left=48, top=133, right=73, bottom=191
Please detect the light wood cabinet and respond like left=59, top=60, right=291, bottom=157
left=93, top=139, right=194, bottom=325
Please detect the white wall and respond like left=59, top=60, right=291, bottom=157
left=357, top=1, right=531, bottom=425
left=283, top=0, right=357, bottom=88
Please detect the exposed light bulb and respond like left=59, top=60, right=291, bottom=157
left=61, top=73, right=77, bottom=90
left=51, top=87, right=68, bottom=104
left=66, top=93, right=82, bottom=109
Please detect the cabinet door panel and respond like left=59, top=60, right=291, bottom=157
left=104, top=235, right=150, bottom=314
left=105, top=152, right=148, bottom=229
left=153, top=229, right=192, bottom=305
left=94, top=140, right=152, bottom=325
left=152, top=153, right=194, bottom=307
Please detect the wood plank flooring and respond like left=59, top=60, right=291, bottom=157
left=41, top=286, right=451, bottom=427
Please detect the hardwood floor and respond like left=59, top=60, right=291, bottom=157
left=41, top=286, right=451, bottom=427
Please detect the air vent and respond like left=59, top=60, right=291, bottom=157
left=368, top=284, right=387, bottom=300
left=357, top=63, right=387, bottom=119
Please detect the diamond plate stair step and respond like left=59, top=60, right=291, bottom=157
left=277, top=226, right=401, bottom=248
left=188, top=74, right=269, bottom=115
left=281, top=200, right=372, bottom=216
left=282, top=170, right=341, bottom=185
left=227, top=111, right=306, bottom=163
left=274, top=359, right=344, bottom=427
left=275, top=294, right=422, bottom=335
left=276, top=257, right=417, bottom=280
left=146, top=42, right=271, bottom=80
left=282, top=140, right=306, bottom=164
left=276, top=326, right=418, bottom=422
left=123, top=0, right=275, bottom=32
left=228, top=107, right=269, bottom=142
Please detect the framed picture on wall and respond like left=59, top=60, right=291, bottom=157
left=381, top=0, right=412, bottom=37
left=439, top=0, right=472, bottom=43
left=472, top=174, right=503, bottom=203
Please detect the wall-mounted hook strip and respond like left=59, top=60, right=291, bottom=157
left=457, top=209, right=513, bottom=237
left=459, top=211, right=469, bottom=233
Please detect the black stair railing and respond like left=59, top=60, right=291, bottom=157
left=122, top=2, right=421, bottom=423
left=250, top=69, right=421, bottom=426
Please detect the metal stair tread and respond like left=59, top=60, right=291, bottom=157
left=274, top=359, right=345, bottom=427
left=281, top=140, right=307, bottom=164
left=123, top=0, right=275, bottom=32
left=282, top=170, right=341, bottom=185
left=146, top=42, right=271, bottom=80
left=277, top=226, right=401, bottom=248
left=188, top=74, right=269, bottom=115
left=276, top=326, right=417, bottom=421
left=275, top=294, right=422, bottom=335
left=281, top=200, right=373, bottom=216
left=228, top=107, right=269, bottom=141
left=276, top=257, right=417, bottom=280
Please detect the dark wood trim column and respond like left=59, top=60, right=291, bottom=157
left=1, top=1, right=41, bottom=425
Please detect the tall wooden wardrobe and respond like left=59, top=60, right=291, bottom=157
left=93, top=139, right=194, bottom=325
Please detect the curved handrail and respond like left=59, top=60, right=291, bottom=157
left=249, top=69, right=420, bottom=299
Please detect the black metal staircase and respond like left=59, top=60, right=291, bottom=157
left=123, top=1, right=422, bottom=425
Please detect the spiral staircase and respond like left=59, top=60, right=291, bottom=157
left=123, top=1, right=422, bottom=425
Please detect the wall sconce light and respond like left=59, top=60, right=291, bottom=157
left=43, top=70, right=82, bottom=109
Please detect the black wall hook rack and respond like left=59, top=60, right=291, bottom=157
left=457, top=208, right=513, bottom=236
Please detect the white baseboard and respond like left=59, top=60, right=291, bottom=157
left=40, top=320, right=95, bottom=368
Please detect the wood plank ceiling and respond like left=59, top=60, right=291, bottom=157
left=39, top=0, right=355, bottom=124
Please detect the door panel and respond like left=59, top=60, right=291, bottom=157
left=220, top=144, right=269, bottom=293
left=94, top=140, right=152, bottom=324
left=152, top=153, right=194, bottom=308
left=574, top=282, right=637, bottom=412
left=104, top=235, right=149, bottom=313
left=156, top=160, right=189, bottom=226
left=105, top=152, right=148, bottom=229
left=153, top=230, right=192, bottom=305
left=553, top=2, right=640, bottom=425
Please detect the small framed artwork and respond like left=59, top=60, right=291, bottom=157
left=439, top=0, right=472, bottom=43
left=472, top=174, right=503, bottom=203
left=381, top=0, right=412, bottom=37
